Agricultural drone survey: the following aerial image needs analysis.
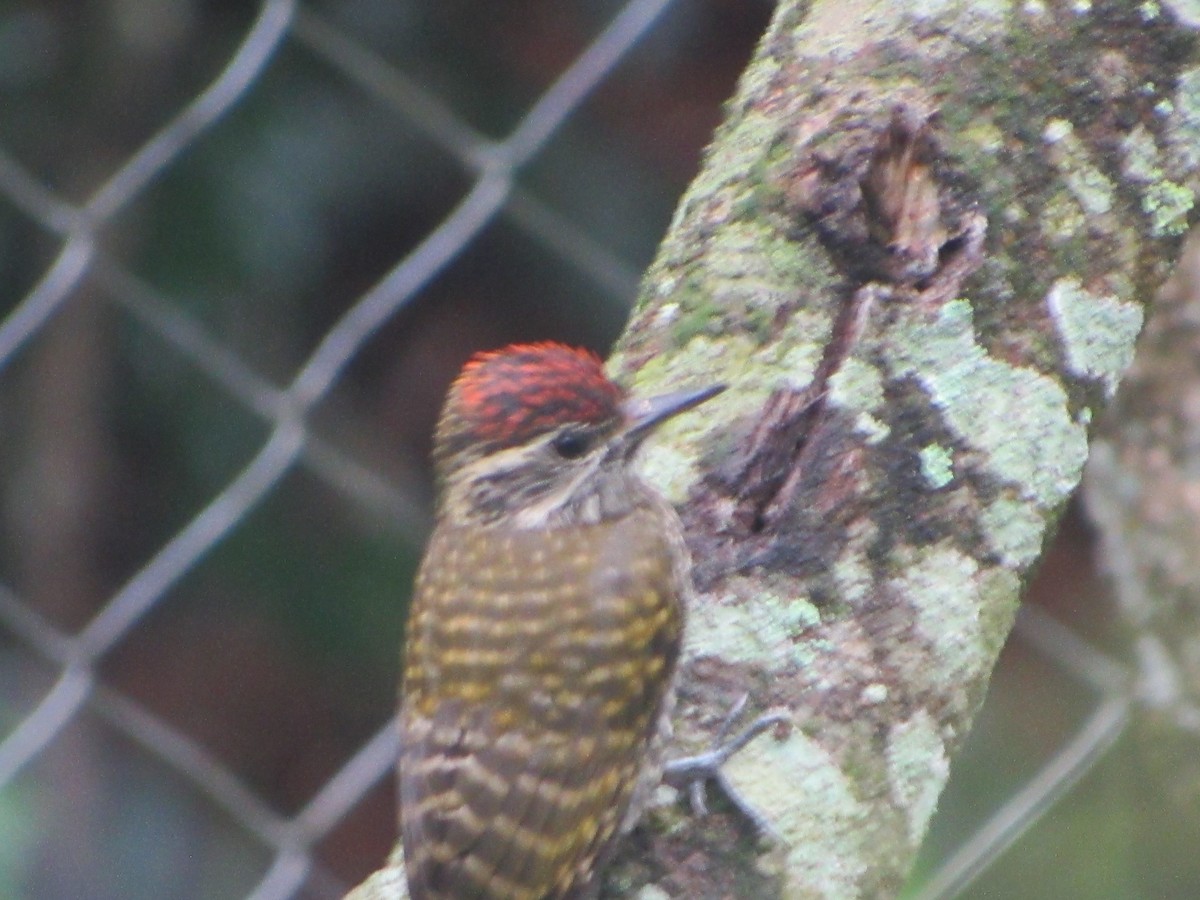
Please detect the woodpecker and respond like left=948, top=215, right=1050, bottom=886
left=399, top=342, right=723, bottom=900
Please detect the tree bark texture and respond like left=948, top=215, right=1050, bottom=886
left=351, top=1, right=1199, bottom=897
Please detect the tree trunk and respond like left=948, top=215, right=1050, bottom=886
left=351, top=1, right=1198, bottom=896
left=1082, top=225, right=1200, bottom=897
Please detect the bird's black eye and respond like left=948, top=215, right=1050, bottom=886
left=551, top=429, right=591, bottom=459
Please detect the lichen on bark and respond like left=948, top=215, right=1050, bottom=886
left=350, top=1, right=1198, bottom=897
left=610, top=1, right=1195, bottom=897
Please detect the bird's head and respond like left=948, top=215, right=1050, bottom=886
left=432, top=342, right=722, bottom=526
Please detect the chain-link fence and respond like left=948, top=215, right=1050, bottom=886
left=0, top=2, right=1192, bottom=898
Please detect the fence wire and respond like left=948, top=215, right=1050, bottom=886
left=0, top=2, right=1187, bottom=899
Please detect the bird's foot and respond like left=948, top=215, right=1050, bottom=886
left=662, top=694, right=789, bottom=840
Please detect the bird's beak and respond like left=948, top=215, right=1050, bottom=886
left=619, top=382, right=726, bottom=450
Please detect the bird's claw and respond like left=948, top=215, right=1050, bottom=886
left=662, top=694, right=790, bottom=840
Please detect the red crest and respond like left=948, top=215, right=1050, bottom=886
left=442, top=343, right=623, bottom=457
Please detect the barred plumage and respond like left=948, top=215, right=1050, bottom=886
left=398, top=343, right=720, bottom=900
left=401, top=513, right=684, bottom=898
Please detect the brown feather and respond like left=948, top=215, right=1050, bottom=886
left=400, top=509, right=683, bottom=900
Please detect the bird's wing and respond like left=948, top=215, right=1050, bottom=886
left=399, top=515, right=683, bottom=899
left=400, top=698, right=630, bottom=899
